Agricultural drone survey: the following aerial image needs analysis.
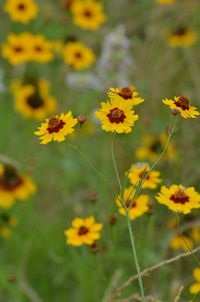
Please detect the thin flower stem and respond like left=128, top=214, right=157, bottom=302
left=111, top=133, right=122, bottom=192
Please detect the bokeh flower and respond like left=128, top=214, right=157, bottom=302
left=156, top=185, right=200, bottom=214
left=31, top=35, right=54, bottom=63
left=170, top=234, right=193, bottom=252
left=166, top=28, right=197, bottom=48
left=64, top=216, right=103, bottom=246
left=0, top=214, right=18, bottom=238
left=116, top=186, right=149, bottom=220
left=108, top=87, right=144, bottom=106
left=95, top=98, right=138, bottom=133
left=190, top=267, right=200, bottom=294
left=34, top=111, right=78, bottom=144
left=163, top=96, right=200, bottom=118
left=156, top=0, right=175, bottom=4
left=4, top=0, right=39, bottom=23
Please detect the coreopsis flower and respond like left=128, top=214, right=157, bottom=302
left=190, top=268, right=200, bottom=294
left=34, top=111, right=78, bottom=144
left=170, top=234, right=193, bottom=252
left=63, top=42, right=95, bottom=70
left=163, top=96, right=200, bottom=118
left=191, top=227, right=200, bottom=242
left=135, top=133, right=177, bottom=161
left=156, top=185, right=200, bottom=214
left=0, top=214, right=18, bottom=238
left=31, top=35, right=54, bottom=63
left=166, top=28, right=197, bottom=48
left=12, top=79, right=57, bottom=120
left=0, top=165, right=36, bottom=209
left=127, top=163, right=162, bottom=189
left=4, top=0, right=39, bottom=23
left=108, top=87, right=144, bottom=106
left=64, top=216, right=103, bottom=246
left=116, top=186, right=149, bottom=220
left=156, top=0, right=175, bottom=3
left=70, top=0, right=106, bottom=30
left=95, top=98, right=138, bottom=133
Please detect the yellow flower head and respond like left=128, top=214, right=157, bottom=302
left=31, top=35, right=54, bottom=63
left=135, top=133, right=177, bottom=161
left=156, top=185, right=200, bottom=214
left=191, top=227, right=200, bottom=242
left=156, top=0, right=175, bottom=4
left=95, top=98, right=139, bottom=133
left=64, top=216, right=103, bottom=246
left=34, top=111, right=78, bottom=144
left=0, top=164, right=36, bottom=209
left=170, top=234, right=193, bottom=252
left=12, top=79, right=57, bottom=120
left=163, top=96, right=200, bottom=118
left=4, top=0, right=39, bottom=23
left=63, top=41, right=95, bottom=70
left=71, top=0, right=106, bottom=30
left=0, top=213, right=18, bottom=238
left=127, top=163, right=162, bottom=189
left=116, top=186, right=149, bottom=220
left=190, top=267, right=200, bottom=294
left=108, top=86, right=144, bottom=106
left=166, top=28, right=197, bottom=48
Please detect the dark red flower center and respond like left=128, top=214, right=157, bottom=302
left=170, top=189, right=189, bottom=204
left=83, top=9, right=93, bottom=18
left=150, top=140, right=162, bottom=153
left=75, top=51, right=82, bottom=59
left=0, top=166, right=23, bottom=192
left=47, top=118, right=65, bottom=134
left=78, top=226, right=89, bottom=236
left=118, top=87, right=133, bottom=100
left=35, top=46, right=43, bottom=52
left=27, top=91, right=44, bottom=109
left=125, top=199, right=136, bottom=208
left=14, top=46, right=23, bottom=53
left=139, top=170, right=149, bottom=180
left=173, top=27, right=187, bottom=36
left=17, top=3, right=26, bottom=10
left=174, top=96, right=190, bottom=111
left=107, top=107, right=126, bottom=124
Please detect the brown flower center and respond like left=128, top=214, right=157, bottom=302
left=83, top=9, right=92, bottom=18
left=125, top=199, right=136, bottom=208
left=118, top=87, right=133, bottom=100
left=27, top=91, right=44, bottom=109
left=78, top=226, right=89, bottom=236
left=17, top=3, right=26, bottom=10
left=173, top=27, right=187, bottom=36
left=14, top=46, right=23, bottom=53
left=0, top=166, right=23, bottom=192
left=47, top=118, right=66, bottom=134
left=75, top=52, right=82, bottom=59
left=150, top=140, right=162, bottom=153
left=139, top=170, right=149, bottom=180
left=107, top=107, right=126, bottom=124
left=174, top=96, right=190, bottom=111
left=170, top=189, right=189, bottom=204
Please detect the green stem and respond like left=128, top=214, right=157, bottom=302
left=111, top=133, right=122, bottom=192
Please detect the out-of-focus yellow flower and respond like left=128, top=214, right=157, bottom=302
left=163, top=96, right=200, bottom=118
left=4, top=0, right=39, bottom=23
left=156, top=185, right=200, bottom=214
left=0, top=214, right=18, bottom=238
left=191, top=227, right=200, bottom=242
left=34, top=112, right=78, bottom=144
left=12, top=79, right=57, bottom=120
left=30, top=35, right=54, bottom=63
left=116, top=186, right=149, bottom=220
left=156, top=0, right=175, bottom=4
left=166, top=28, right=197, bottom=48
left=63, top=41, right=95, bottom=70
left=170, top=234, right=193, bottom=252
left=0, top=226, right=12, bottom=238
left=71, top=0, right=106, bottom=30
left=64, top=216, right=103, bottom=246
left=190, top=267, right=200, bottom=294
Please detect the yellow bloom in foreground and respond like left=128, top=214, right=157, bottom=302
left=108, top=87, right=144, bottom=106
left=127, top=163, right=162, bottom=189
left=34, top=112, right=78, bottom=144
left=71, top=0, right=106, bottom=30
left=116, top=187, right=149, bottom=220
left=0, top=164, right=36, bottom=209
left=63, top=42, right=95, bottom=70
left=190, top=268, right=200, bottom=294
left=95, top=98, right=138, bottom=133
left=170, top=234, right=193, bottom=252
left=163, top=96, right=200, bottom=118
left=4, top=0, right=39, bottom=23
left=166, top=28, right=197, bottom=48
left=12, top=79, right=57, bottom=120
left=64, top=216, right=103, bottom=246
left=156, top=185, right=200, bottom=214
left=156, top=0, right=175, bottom=4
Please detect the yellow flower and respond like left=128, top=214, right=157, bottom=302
left=135, top=133, right=177, bottom=161
left=0, top=226, right=12, bottom=238
left=1, top=33, right=32, bottom=65
left=156, top=185, right=200, bottom=214
left=0, top=164, right=36, bottom=209
left=95, top=98, right=139, bottom=133
left=163, top=96, right=200, bottom=118
left=4, top=0, right=39, bottom=23
left=190, top=267, right=200, bottom=294
left=116, top=186, right=149, bottom=220
left=166, top=28, right=197, bottom=48
left=127, top=163, right=162, bottom=189
left=108, top=87, right=144, bottom=106
left=64, top=216, right=103, bottom=246
left=170, top=234, right=193, bottom=252
left=63, top=41, right=95, bottom=70
left=34, top=111, right=78, bottom=144
left=31, top=35, right=54, bottom=63
left=0, top=214, right=18, bottom=238
left=71, top=0, right=106, bottom=30
left=191, top=227, right=200, bottom=242
left=156, top=0, right=175, bottom=3
left=12, top=79, right=57, bottom=120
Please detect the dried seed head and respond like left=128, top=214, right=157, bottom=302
left=108, top=215, right=117, bottom=226
left=90, top=242, right=100, bottom=253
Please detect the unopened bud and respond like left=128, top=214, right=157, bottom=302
left=78, top=115, right=87, bottom=124
left=90, top=242, right=99, bottom=253
left=171, top=109, right=179, bottom=116
left=108, top=215, right=117, bottom=226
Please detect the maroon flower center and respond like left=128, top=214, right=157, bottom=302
left=75, top=52, right=82, bottom=59
left=14, top=46, right=23, bottom=53
left=27, top=91, right=44, bottom=109
left=47, top=118, right=65, bottom=134
left=83, top=9, right=93, bottom=18
left=107, top=107, right=126, bottom=124
left=0, top=166, right=23, bottom=192
left=118, top=87, right=133, bottom=100
left=150, top=140, right=162, bottom=153
left=139, top=170, right=149, bottom=180
left=174, top=96, right=190, bottom=111
left=35, top=46, right=42, bottom=52
left=125, top=199, right=136, bottom=208
left=170, top=190, right=189, bottom=204
left=17, top=3, right=26, bottom=10
left=173, top=27, right=187, bottom=36
left=78, top=226, right=89, bottom=236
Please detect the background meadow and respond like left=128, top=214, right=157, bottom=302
left=0, top=0, right=200, bottom=301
